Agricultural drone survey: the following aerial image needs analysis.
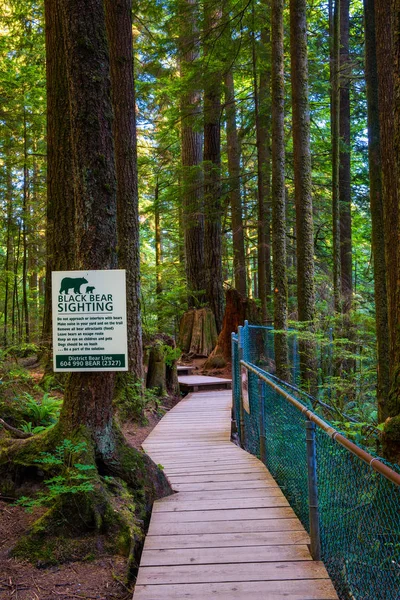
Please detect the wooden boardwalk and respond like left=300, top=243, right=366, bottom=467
left=133, top=389, right=338, bottom=600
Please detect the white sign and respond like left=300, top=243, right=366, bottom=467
left=241, top=366, right=250, bottom=414
left=52, top=270, right=128, bottom=372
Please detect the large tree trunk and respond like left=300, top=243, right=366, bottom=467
left=224, top=69, right=246, bottom=297
left=179, top=0, right=206, bottom=307
left=252, top=4, right=272, bottom=325
left=271, top=0, right=289, bottom=380
left=339, top=0, right=353, bottom=312
left=363, top=0, right=390, bottom=420
left=377, top=0, right=400, bottom=460
left=105, top=0, right=144, bottom=384
left=203, top=0, right=224, bottom=333
left=58, top=0, right=119, bottom=449
left=178, top=308, right=218, bottom=357
left=41, top=0, right=75, bottom=365
left=290, top=0, right=316, bottom=390
left=331, top=0, right=341, bottom=312
left=204, top=289, right=260, bottom=368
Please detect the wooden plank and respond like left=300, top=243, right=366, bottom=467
left=150, top=506, right=296, bottom=524
left=178, top=375, right=231, bottom=384
left=156, top=488, right=282, bottom=501
left=172, top=480, right=280, bottom=492
left=140, top=544, right=312, bottom=567
left=136, top=561, right=332, bottom=586
left=167, top=473, right=274, bottom=483
left=143, top=530, right=310, bottom=550
left=147, top=518, right=306, bottom=536
left=155, top=496, right=289, bottom=512
left=134, top=579, right=338, bottom=600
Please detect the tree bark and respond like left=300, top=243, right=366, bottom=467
left=42, top=0, right=75, bottom=359
left=339, top=0, right=352, bottom=311
left=179, top=0, right=206, bottom=307
left=253, top=7, right=272, bottom=325
left=271, top=0, right=289, bottom=380
left=105, top=0, right=143, bottom=383
left=376, top=0, right=400, bottom=459
left=331, top=0, right=341, bottom=312
left=363, top=0, right=390, bottom=420
left=224, top=69, right=246, bottom=297
left=58, top=0, right=118, bottom=451
left=290, top=0, right=316, bottom=388
left=203, top=0, right=224, bottom=333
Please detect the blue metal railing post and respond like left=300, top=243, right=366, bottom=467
left=258, top=378, right=266, bottom=464
left=306, top=420, right=321, bottom=560
left=238, top=326, right=246, bottom=447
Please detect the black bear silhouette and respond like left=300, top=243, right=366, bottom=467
left=59, top=277, right=88, bottom=294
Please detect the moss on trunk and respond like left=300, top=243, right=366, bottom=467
left=0, top=421, right=172, bottom=570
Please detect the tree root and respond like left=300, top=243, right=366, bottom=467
left=0, top=418, right=32, bottom=439
left=0, top=423, right=172, bottom=571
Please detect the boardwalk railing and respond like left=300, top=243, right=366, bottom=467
left=232, top=323, right=400, bottom=600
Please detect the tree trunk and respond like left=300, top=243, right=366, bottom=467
left=3, top=139, right=13, bottom=348
left=224, top=69, right=246, bottom=297
left=339, top=0, right=352, bottom=312
left=57, top=0, right=118, bottom=449
left=179, top=0, right=206, bottom=307
left=271, top=0, right=289, bottom=380
left=363, top=0, right=390, bottom=420
left=155, top=181, right=163, bottom=305
left=253, top=6, right=272, bottom=325
left=331, top=0, right=341, bottom=312
left=204, top=289, right=261, bottom=368
left=105, top=0, right=144, bottom=384
left=22, top=109, right=30, bottom=343
left=290, top=0, right=316, bottom=389
left=203, top=0, right=224, bottom=333
left=178, top=308, right=218, bottom=357
left=377, top=0, right=400, bottom=460
left=41, top=0, right=75, bottom=363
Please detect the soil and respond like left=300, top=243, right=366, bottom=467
left=0, top=355, right=229, bottom=599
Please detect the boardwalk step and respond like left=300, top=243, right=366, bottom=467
left=133, top=389, right=338, bottom=600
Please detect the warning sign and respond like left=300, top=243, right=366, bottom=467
left=52, top=270, right=128, bottom=372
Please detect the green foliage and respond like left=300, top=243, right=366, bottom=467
left=115, top=375, right=162, bottom=423
left=21, top=392, right=62, bottom=428
left=4, top=343, right=39, bottom=359
left=15, top=440, right=96, bottom=512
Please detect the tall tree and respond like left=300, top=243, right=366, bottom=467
left=376, top=0, right=400, bottom=459
left=363, top=0, right=390, bottom=420
left=331, top=0, right=341, bottom=312
left=179, top=0, right=206, bottom=307
left=339, top=0, right=352, bottom=311
left=105, top=0, right=144, bottom=384
left=290, top=0, right=316, bottom=386
left=224, top=67, right=247, bottom=297
left=271, top=0, right=289, bottom=379
left=41, top=0, right=75, bottom=365
left=253, top=2, right=272, bottom=324
left=203, top=0, right=224, bottom=332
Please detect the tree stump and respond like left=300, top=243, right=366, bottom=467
left=146, top=334, right=179, bottom=396
left=204, top=289, right=261, bottom=369
left=178, top=308, right=218, bottom=357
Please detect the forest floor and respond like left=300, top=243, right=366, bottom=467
left=0, top=356, right=230, bottom=599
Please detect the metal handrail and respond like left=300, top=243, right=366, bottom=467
left=241, top=359, right=400, bottom=489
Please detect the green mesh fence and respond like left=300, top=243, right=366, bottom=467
left=233, top=323, right=400, bottom=600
